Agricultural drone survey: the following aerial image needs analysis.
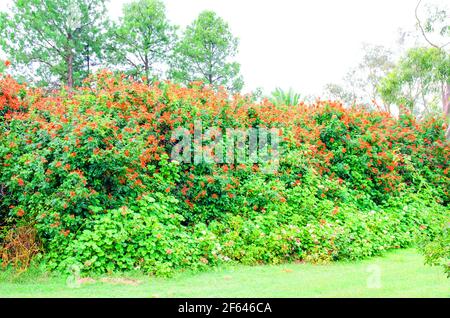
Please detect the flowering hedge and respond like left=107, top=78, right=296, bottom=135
left=0, top=71, right=449, bottom=275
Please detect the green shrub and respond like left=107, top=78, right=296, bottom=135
left=45, top=193, right=220, bottom=276
left=1, top=72, right=449, bottom=276
left=420, top=222, right=450, bottom=277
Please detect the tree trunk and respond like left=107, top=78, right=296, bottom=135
left=67, top=33, right=74, bottom=90
left=86, top=44, right=90, bottom=76
left=208, top=73, right=213, bottom=85
left=67, top=53, right=74, bottom=89
left=144, top=54, right=150, bottom=85
left=443, top=82, right=450, bottom=140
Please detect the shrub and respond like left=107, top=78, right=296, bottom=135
left=0, top=72, right=448, bottom=275
left=44, top=193, right=221, bottom=276
left=420, top=223, right=450, bottom=277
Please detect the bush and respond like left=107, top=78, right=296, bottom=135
left=417, top=203, right=450, bottom=277
left=0, top=72, right=449, bottom=276
left=44, top=193, right=222, bottom=276
left=420, top=224, right=450, bottom=277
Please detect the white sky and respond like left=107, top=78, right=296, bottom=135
left=0, top=0, right=445, bottom=95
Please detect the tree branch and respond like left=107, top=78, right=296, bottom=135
left=415, top=0, right=440, bottom=49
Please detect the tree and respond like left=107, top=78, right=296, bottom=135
left=414, top=0, right=449, bottom=139
left=107, top=0, right=175, bottom=83
left=323, top=83, right=357, bottom=105
left=170, top=10, right=243, bottom=92
left=0, top=0, right=109, bottom=88
left=414, top=0, right=449, bottom=50
left=358, top=45, right=396, bottom=107
left=378, top=1, right=450, bottom=139
left=323, top=44, right=395, bottom=111
left=378, top=47, right=449, bottom=117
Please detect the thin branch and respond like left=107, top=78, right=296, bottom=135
left=125, top=56, right=139, bottom=70
left=415, top=0, right=440, bottom=49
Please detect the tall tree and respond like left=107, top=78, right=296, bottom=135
left=323, top=44, right=395, bottom=111
left=378, top=1, right=450, bottom=139
left=170, top=10, right=243, bottom=92
left=107, top=0, right=175, bottom=83
left=323, top=82, right=357, bottom=106
left=0, top=0, right=109, bottom=88
left=414, top=0, right=450, bottom=138
left=378, top=47, right=449, bottom=118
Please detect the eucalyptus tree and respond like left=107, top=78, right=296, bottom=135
left=378, top=0, right=450, bottom=138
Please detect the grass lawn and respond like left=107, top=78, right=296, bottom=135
left=0, top=248, right=448, bottom=298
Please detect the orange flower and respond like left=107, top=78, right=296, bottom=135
left=332, top=206, right=339, bottom=215
left=17, top=208, right=25, bottom=217
left=4, top=60, right=11, bottom=67
left=17, top=178, right=24, bottom=186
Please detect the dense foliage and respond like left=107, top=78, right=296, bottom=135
left=170, top=10, right=243, bottom=92
left=0, top=0, right=109, bottom=87
left=378, top=47, right=449, bottom=114
left=106, top=0, right=176, bottom=81
left=0, top=71, right=448, bottom=276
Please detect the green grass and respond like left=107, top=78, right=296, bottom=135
left=0, top=249, right=448, bottom=298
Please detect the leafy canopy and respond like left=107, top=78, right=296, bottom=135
left=0, top=0, right=109, bottom=88
left=378, top=47, right=450, bottom=116
left=107, top=0, right=175, bottom=82
left=170, top=10, right=243, bottom=92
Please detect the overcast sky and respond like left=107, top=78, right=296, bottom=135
left=0, top=0, right=445, bottom=95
